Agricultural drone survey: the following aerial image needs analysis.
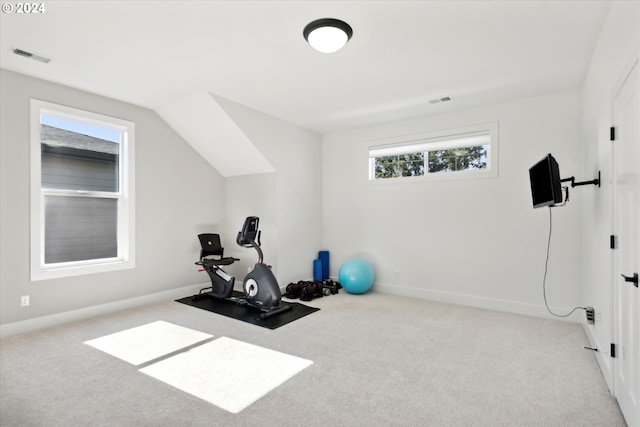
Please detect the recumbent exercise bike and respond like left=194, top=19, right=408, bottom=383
left=193, top=216, right=292, bottom=320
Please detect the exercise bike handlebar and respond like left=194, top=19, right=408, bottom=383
left=236, top=216, right=264, bottom=263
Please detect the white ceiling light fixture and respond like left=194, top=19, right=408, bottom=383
left=303, top=18, right=353, bottom=53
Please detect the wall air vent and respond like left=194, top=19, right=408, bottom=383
left=428, top=95, right=454, bottom=105
left=12, top=47, right=51, bottom=63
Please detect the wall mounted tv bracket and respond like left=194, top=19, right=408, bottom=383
left=560, top=171, right=601, bottom=188
left=555, top=171, right=600, bottom=205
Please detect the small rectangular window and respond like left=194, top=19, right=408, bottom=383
left=30, top=99, right=135, bottom=280
left=368, top=123, right=498, bottom=181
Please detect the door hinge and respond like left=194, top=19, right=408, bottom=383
left=621, top=273, right=639, bottom=288
left=610, top=126, right=615, bottom=141
left=611, top=343, right=616, bottom=358
left=610, top=235, right=617, bottom=249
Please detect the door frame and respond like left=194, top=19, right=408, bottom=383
left=610, top=53, right=639, bottom=426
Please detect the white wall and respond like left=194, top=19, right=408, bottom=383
left=223, top=173, right=278, bottom=279
left=212, top=97, right=324, bottom=287
left=323, top=89, right=585, bottom=319
left=581, top=0, right=640, bottom=391
left=0, top=69, right=225, bottom=326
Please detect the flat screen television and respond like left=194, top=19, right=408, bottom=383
left=529, top=154, right=563, bottom=208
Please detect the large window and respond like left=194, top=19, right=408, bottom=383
left=30, top=99, right=135, bottom=280
left=368, top=122, right=498, bottom=181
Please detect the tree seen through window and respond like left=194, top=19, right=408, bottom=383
left=374, top=146, right=487, bottom=179
left=428, top=146, right=487, bottom=173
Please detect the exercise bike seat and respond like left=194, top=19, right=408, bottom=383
left=197, top=233, right=239, bottom=266
left=200, top=256, right=237, bottom=266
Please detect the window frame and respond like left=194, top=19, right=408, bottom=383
left=30, top=99, right=135, bottom=281
left=368, top=122, right=499, bottom=182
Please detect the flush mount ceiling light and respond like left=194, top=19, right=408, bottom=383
left=303, top=18, right=353, bottom=53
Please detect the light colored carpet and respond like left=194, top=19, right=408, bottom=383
left=0, top=291, right=627, bottom=426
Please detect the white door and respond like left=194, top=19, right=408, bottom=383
left=612, top=59, right=639, bottom=427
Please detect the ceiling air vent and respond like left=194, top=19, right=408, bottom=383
left=428, top=95, right=454, bottom=105
left=12, top=47, right=51, bottom=63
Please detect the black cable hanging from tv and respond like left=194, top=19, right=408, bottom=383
left=542, top=207, right=588, bottom=318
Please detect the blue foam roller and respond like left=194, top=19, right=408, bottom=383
left=313, top=258, right=323, bottom=282
left=319, top=250, right=330, bottom=280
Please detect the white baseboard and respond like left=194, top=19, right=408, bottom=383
left=373, top=282, right=582, bottom=323
left=0, top=283, right=206, bottom=338
left=1, top=280, right=583, bottom=338
left=582, top=323, right=614, bottom=394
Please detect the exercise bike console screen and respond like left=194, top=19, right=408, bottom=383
left=237, top=216, right=260, bottom=246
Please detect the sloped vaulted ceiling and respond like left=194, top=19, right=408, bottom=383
left=156, top=92, right=275, bottom=177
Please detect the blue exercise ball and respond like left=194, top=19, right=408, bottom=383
left=339, top=258, right=374, bottom=294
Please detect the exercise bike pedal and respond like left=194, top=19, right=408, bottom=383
left=191, top=290, right=211, bottom=301
left=235, top=299, right=248, bottom=307
left=259, top=304, right=292, bottom=320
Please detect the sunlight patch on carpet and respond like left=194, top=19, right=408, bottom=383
left=84, top=320, right=213, bottom=365
left=139, top=336, right=313, bottom=413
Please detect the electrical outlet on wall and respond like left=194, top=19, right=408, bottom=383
left=20, top=295, right=30, bottom=307
left=586, top=307, right=595, bottom=324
